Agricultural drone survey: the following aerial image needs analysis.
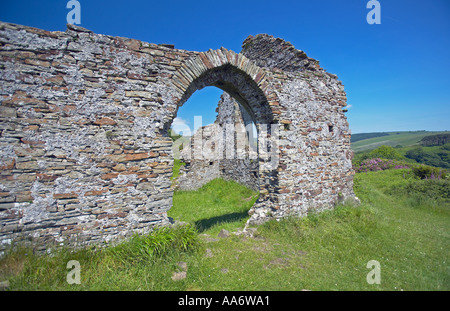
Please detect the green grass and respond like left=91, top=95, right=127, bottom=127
left=171, top=158, right=185, bottom=181
left=169, top=178, right=259, bottom=235
left=0, top=224, right=202, bottom=290
left=1, top=172, right=449, bottom=291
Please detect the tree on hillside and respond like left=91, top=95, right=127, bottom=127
left=367, top=145, right=403, bottom=160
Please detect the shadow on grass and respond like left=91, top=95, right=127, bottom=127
left=194, top=210, right=250, bottom=233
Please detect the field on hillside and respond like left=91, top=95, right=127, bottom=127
left=351, top=131, right=448, bottom=153
left=352, top=135, right=450, bottom=170
left=1, top=168, right=448, bottom=291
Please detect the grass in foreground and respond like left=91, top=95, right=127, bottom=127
left=1, top=171, right=449, bottom=290
left=0, top=225, right=201, bottom=290
left=169, top=178, right=259, bottom=235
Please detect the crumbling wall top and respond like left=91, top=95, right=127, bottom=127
left=241, top=34, right=322, bottom=73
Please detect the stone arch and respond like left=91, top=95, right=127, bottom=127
left=167, top=48, right=282, bottom=221
left=171, top=48, right=279, bottom=123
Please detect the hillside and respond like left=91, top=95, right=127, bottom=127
left=351, top=131, right=449, bottom=153
left=351, top=132, right=389, bottom=143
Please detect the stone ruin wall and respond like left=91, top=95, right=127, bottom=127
left=217, top=93, right=259, bottom=191
left=175, top=123, right=221, bottom=191
left=0, top=21, right=355, bottom=253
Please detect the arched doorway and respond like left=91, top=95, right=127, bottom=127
left=166, top=49, right=282, bottom=223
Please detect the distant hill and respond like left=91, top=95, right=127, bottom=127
left=351, top=131, right=449, bottom=153
left=351, top=132, right=389, bottom=143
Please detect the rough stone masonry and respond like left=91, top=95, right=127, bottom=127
left=0, top=21, right=355, bottom=253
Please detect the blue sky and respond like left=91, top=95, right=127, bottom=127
left=1, top=0, right=449, bottom=134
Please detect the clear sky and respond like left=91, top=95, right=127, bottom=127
left=1, top=0, right=449, bottom=134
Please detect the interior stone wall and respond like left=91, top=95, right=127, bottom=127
left=176, top=92, right=259, bottom=192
